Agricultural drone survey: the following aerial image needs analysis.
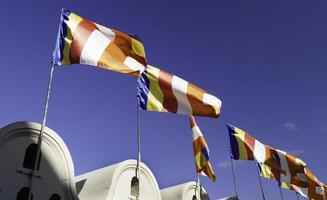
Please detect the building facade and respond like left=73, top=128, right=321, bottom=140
left=0, top=121, right=210, bottom=200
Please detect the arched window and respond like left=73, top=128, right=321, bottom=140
left=130, top=176, right=139, bottom=197
left=16, top=187, right=33, bottom=200
left=50, top=193, right=61, bottom=200
left=23, top=143, right=41, bottom=170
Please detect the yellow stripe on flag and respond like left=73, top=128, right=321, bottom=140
left=131, top=38, right=146, bottom=58
left=61, top=12, right=83, bottom=65
left=147, top=66, right=164, bottom=111
left=235, top=128, right=248, bottom=160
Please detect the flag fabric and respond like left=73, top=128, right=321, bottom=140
left=137, top=65, right=222, bottom=118
left=228, top=125, right=327, bottom=200
left=227, top=124, right=269, bottom=163
left=227, top=125, right=309, bottom=190
left=259, top=157, right=327, bottom=200
left=304, top=168, right=326, bottom=200
left=53, top=8, right=146, bottom=77
left=190, top=116, right=216, bottom=182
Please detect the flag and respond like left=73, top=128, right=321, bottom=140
left=227, top=124, right=269, bottom=163
left=190, top=116, right=216, bottom=181
left=305, top=168, right=326, bottom=200
left=137, top=65, right=222, bottom=118
left=227, top=125, right=309, bottom=190
left=53, top=8, right=146, bottom=77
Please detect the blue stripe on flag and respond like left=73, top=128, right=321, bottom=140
left=137, top=71, right=150, bottom=110
left=201, top=147, right=210, bottom=161
left=227, top=125, right=240, bottom=160
left=53, top=8, right=71, bottom=65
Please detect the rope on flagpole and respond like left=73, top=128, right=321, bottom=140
left=255, top=163, right=266, bottom=200
left=28, top=61, right=56, bottom=200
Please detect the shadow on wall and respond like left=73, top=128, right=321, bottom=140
left=0, top=121, right=78, bottom=200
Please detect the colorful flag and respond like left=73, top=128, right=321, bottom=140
left=227, top=124, right=268, bottom=163
left=190, top=116, right=216, bottom=181
left=137, top=65, right=222, bottom=118
left=305, top=168, right=326, bottom=200
left=53, top=9, right=146, bottom=77
left=227, top=125, right=309, bottom=190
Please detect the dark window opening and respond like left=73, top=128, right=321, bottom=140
left=50, top=193, right=61, bottom=200
left=130, top=176, right=139, bottom=197
left=16, top=187, right=33, bottom=200
left=23, top=143, right=41, bottom=170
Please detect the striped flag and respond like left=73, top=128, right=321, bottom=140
left=190, top=116, right=216, bottom=182
left=227, top=124, right=268, bottom=163
left=227, top=125, right=310, bottom=189
left=53, top=9, right=146, bottom=77
left=259, top=158, right=327, bottom=200
left=137, top=65, right=222, bottom=118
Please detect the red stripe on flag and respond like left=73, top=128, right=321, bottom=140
left=243, top=132, right=255, bottom=160
left=158, top=70, right=178, bottom=113
left=70, top=19, right=98, bottom=64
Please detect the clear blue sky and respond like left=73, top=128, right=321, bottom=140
left=0, top=0, right=326, bottom=199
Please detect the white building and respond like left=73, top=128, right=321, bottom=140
left=161, top=181, right=209, bottom=200
left=0, top=121, right=210, bottom=200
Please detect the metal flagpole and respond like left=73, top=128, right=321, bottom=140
left=136, top=104, right=141, bottom=178
left=130, top=102, right=141, bottom=198
left=230, top=156, right=239, bottom=199
left=277, top=182, right=285, bottom=200
left=195, top=173, right=200, bottom=200
left=227, top=127, right=239, bottom=199
left=255, top=164, right=266, bottom=200
left=28, top=61, right=56, bottom=200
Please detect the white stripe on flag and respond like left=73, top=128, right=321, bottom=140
left=278, top=150, right=291, bottom=183
left=95, top=23, right=116, bottom=39
left=80, top=30, right=111, bottom=65
left=254, top=140, right=266, bottom=163
left=192, top=126, right=202, bottom=140
left=203, top=93, right=222, bottom=112
left=123, top=56, right=145, bottom=72
left=295, top=186, right=308, bottom=198
left=172, top=76, right=192, bottom=114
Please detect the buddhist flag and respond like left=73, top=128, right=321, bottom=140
left=227, top=125, right=310, bottom=190
left=304, top=168, right=326, bottom=200
left=53, top=9, right=146, bottom=77
left=227, top=124, right=268, bottom=163
left=190, top=116, right=216, bottom=182
left=137, top=65, right=222, bottom=118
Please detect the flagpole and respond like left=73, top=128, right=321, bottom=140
left=194, top=173, right=200, bottom=199
left=136, top=104, right=141, bottom=178
left=277, top=182, right=284, bottom=200
left=227, top=126, right=239, bottom=199
left=28, top=61, right=56, bottom=200
left=131, top=102, right=141, bottom=199
left=255, top=164, right=266, bottom=200
left=230, top=156, right=239, bottom=199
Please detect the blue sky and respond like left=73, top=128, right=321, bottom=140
left=0, top=0, right=326, bottom=199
